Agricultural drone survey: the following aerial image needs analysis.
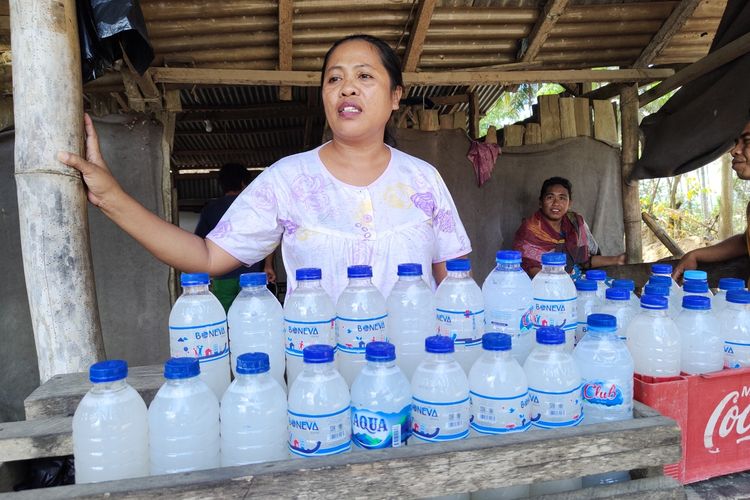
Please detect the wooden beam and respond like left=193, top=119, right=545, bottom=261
left=642, top=212, right=685, bottom=258
left=520, top=0, right=570, bottom=62
left=639, top=31, right=750, bottom=107
left=178, top=104, right=323, bottom=122
left=468, top=91, right=479, bottom=139
left=0, top=417, right=72, bottom=461
left=402, top=0, right=437, bottom=72
left=621, top=84, right=642, bottom=264
left=633, top=0, right=702, bottom=68
left=277, top=0, right=293, bottom=101
left=429, top=94, right=469, bottom=106
left=582, top=82, right=628, bottom=101
left=151, top=67, right=675, bottom=87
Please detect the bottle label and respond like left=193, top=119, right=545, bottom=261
left=485, top=305, right=534, bottom=336
left=336, top=314, right=388, bottom=354
left=169, top=319, right=229, bottom=363
left=724, top=341, right=750, bottom=369
left=581, top=380, right=627, bottom=408
left=284, top=317, right=336, bottom=358
left=411, top=396, right=470, bottom=442
left=528, top=384, right=583, bottom=429
left=288, top=405, right=351, bottom=457
left=351, top=404, right=411, bottom=449
left=470, top=390, right=531, bottom=434
left=436, top=308, right=484, bottom=347
left=532, top=297, right=578, bottom=332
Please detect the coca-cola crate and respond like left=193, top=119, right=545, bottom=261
left=634, top=367, right=750, bottom=484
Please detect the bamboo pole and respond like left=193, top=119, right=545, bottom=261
left=10, top=0, right=105, bottom=382
left=720, top=153, right=734, bottom=240
left=642, top=212, right=685, bottom=258
left=620, top=84, right=642, bottom=263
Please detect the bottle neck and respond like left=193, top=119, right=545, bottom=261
left=484, top=349, right=512, bottom=361
left=236, top=372, right=271, bottom=384
left=538, top=343, right=566, bottom=352
left=366, top=359, right=396, bottom=369
left=303, top=361, right=335, bottom=374
left=297, top=279, right=321, bottom=290
left=495, top=262, right=521, bottom=272
left=426, top=352, right=456, bottom=362
left=606, top=298, right=627, bottom=306
left=183, top=284, right=210, bottom=295
left=165, top=376, right=200, bottom=387
left=398, top=275, right=423, bottom=282
left=542, top=264, right=566, bottom=274
left=447, top=270, right=470, bottom=279
left=586, top=328, right=618, bottom=339
left=240, top=284, right=267, bottom=293
left=91, top=378, right=128, bottom=393
left=642, top=308, right=668, bottom=317
left=347, top=277, right=374, bottom=288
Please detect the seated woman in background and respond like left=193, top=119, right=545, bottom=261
left=513, top=176, right=626, bottom=278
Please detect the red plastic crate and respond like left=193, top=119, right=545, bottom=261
left=634, top=367, right=750, bottom=484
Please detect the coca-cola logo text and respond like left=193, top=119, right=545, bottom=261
left=703, top=386, right=750, bottom=453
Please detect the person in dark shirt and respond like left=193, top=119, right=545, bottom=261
left=195, top=163, right=275, bottom=311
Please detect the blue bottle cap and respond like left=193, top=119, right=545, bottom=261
left=164, top=357, right=200, bottom=379
left=181, top=273, right=209, bottom=286
left=649, top=275, right=672, bottom=287
left=239, top=272, right=267, bottom=287
left=425, top=335, right=454, bottom=354
left=347, top=265, right=373, bottom=278
left=236, top=352, right=270, bottom=374
left=365, top=341, right=396, bottom=362
left=575, top=279, right=597, bottom=292
left=541, top=252, right=566, bottom=266
left=643, top=284, right=669, bottom=297
left=612, top=279, right=635, bottom=291
left=684, top=270, right=708, bottom=281
left=719, top=278, right=745, bottom=291
left=303, top=344, right=335, bottom=363
left=89, top=360, right=128, bottom=383
left=726, top=290, right=750, bottom=304
left=586, top=270, right=606, bottom=281
left=682, top=295, right=710, bottom=311
left=495, top=250, right=521, bottom=264
left=683, top=280, right=709, bottom=294
left=651, top=263, right=673, bottom=275
left=641, top=294, right=668, bottom=310
left=482, top=332, right=512, bottom=351
left=397, top=263, right=422, bottom=276
left=606, top=287, right=630, bottom=301
left=446, top=258, right=471, bottom=272
left=536, top=326, right=565, bottom=345
left=296, top=268, right=322, bottom=281
left=587, top=313, right=616, bottom=330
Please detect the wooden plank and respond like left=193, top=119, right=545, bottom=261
left=438, top=113, right=453, bottom=130
left=150, top=67, right=674, bottom=87
left=639, top=32, right=750, bottom=107
left=163, top=89, right=182, bottom=113
left=277, top=0, right=293, bottom=101
left=593, top=99, right=618, bottom=145
left=621, top=85, right=643, bottom=264
left=468, top=91, right=479, bottom=139
left=0, top=415, right=680, bottom=499
left=503, top=124, right=525, bottom=147
left=633, top=0, right=702, bottom=68
left=525, top=123, right=542, bottom=144
left=559, top=97, right=576, bottom=138
left=582, top=82, right=627, bottom=102
left=520, top=0, right=570, bottom=62
left=539, top=94, right=562, bottom=143
left=485, top=126, right=498, bottom=144
left=430, top=94, right=469, bottom=106
left=574, top=97, right=592, bottom=137
left=540, top=476, right=684, bottom=499
left=0, top=417, right=72, bottom=461
left=402, top=0, right=437, bottom=72
left=417, top=109, right=439, bottom=131
left=453, top=110, right=467, bottom=131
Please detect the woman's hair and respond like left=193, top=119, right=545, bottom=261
left=539, top=176, right=573, bottom=201
left=320, top=34, right=403, bottom=146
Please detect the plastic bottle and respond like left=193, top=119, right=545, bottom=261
left=714, top=278, right=745, bottom=314
left=350, top=342, right=411, bottom=449
left=644, top=282, right=679, bottom=319
left=612, top=279, right=640, bottom=310
left=284, top=268, right=337, bottom=386
left=148, top=358, right=220, bottom=475
left=675, top=296, right=723, bottom=375
left=651, top=263, right=682, bottom=294
left=288, top=344, right=351, bottom=457
left=386, top=263, right=435, bottom=381
left=435, top=258, right=484, bottom=374
left=524, top=327, right=583, bottom=496
left=220, top=352, right=288, bottom=466
left=469, top=333, right=530, bottom=435
left=336, top=265, right=388, bottom=387
left=227, top=272, right=286, bottom=390
left=411, top=335, right=470, bottom=444
left=481, top=250, right=535, bottom=364
left=169, top=273, right=230, bottom=399
left=73, top=360, right=149, bottom=484
left=585, top=269, right=608, bottom=299
left=682, top=279, right=714, bottom=302
left=626, top=295, right=681, bottom=377
left=531, top=252, right=578, bottom=351
left=721, top=290, right=750, bottom=369
left=574, top=279, right=602, bottom=345
left=599, top=287, right=637, bottom=341
left=573, top=314, right=633, bottom=487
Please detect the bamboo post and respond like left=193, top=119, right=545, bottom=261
left=720, top=153, right=734, bottom=239
left=642, top=212, right=685, bottom=258
left=620, top=84, right=642, bottom=263
left=10, top=0, right=105, bottom=382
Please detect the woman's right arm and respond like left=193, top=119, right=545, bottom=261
left=58, top=114, right=241, bottom=276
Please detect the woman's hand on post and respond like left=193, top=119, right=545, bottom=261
left=57, top=113, right=124, bottom=210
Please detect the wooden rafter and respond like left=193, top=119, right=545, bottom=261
left=278, top=0, right=293, bottom=101
left=402, top=0, right=437, bottom=72
left=520, top=0, right=570, bottom=62
left=633, top=0, right=702, bottom=68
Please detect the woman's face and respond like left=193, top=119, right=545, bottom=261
left=322, top=40, right=402, bottom=144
